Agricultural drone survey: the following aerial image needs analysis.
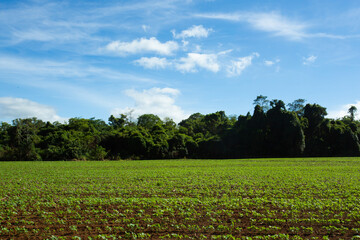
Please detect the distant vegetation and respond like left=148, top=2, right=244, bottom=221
left=1, top=96, right=360, bottom=161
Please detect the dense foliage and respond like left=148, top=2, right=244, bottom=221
left=1, top=97, right=360, bottom=160
left=1, top=158, right=360, bottom=239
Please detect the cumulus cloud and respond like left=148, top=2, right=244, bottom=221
left=328, top=101, right=360, bottom=120
left=227, top=52, right=259, bottom=76
left=172, top=25, right=213, bottom=39
left=176, top=53, right=220, bottom=72
left=133, top=57, right=171, bottom=69
left=0, top=97, right=66, bottom=122
left=303, top=55, right=317, bottom=65
left=105, top=37, right=179, bottom=55
left=111, top=88, right=189, bottom=123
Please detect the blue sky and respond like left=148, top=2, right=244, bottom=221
left=1, top=0, right=360, bottom=123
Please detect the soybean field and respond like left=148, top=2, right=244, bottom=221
left=1, top=158, right=360, bottom=239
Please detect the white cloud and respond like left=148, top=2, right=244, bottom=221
left=1, top=1, right=186, bottom=47
left=196, top=12, right=307, bottom=40
left=328, top=101, right=360, bottom=120
left=195, top=12, right=353, bottom=41
left=194, top=45, right=202, bottom=52
left=0, top=97, right=66, bottom=122
left=12, top=29, right=55, bottom=42
left=111, top=88, right=189, bottom=123
left=245, top=13, right=307, bottom=40
left=133, top=50, right=234, bottom=73
left=105, top=37, right=179, bottom=56
left=172, top=25, right=213, bottom=39
left=133, top=57, right=171, bottom=69
left=0, top=55, right=155, bottom=83
left=264, top=58, right=280, bottom=66
left=218, top=49, right=233, bottom=55
left=176, top=53, right=220, bottom=72
left=195, top=13, right=243, bottom=21
left=264, top=60, right=275, bottom=66
left=303, top=55, right=317, bottom=65
left=142, top=25, right=150, bottom=32
left=227, top=52, right=259, bottom=77
left=0, top=55, right=157, bottom=110
left=181, top=40, right=189, bottom=48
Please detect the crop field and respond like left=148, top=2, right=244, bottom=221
left=1, top=158, right=360, bottom=240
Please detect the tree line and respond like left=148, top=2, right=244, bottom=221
left=1, top=96, right=359, bottom=161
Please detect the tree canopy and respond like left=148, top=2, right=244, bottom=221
left=1, top=96, right=360, bottom=161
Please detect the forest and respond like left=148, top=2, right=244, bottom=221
left=1, top=96, right=360, bottom=161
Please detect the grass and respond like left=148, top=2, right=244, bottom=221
left=1, top=158, right=360, bottom=239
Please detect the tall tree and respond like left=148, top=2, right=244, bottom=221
left=253, top=95, right=270, bottom=112
left=109, top=114, right=127, bottom=128
left=348, top=105, right=357, bottom=121
left=270, top=99, right=286, bottom=111
left=8, top=118, right=44, bottom=161
left=304, top=104, right=327, bottom=130
left=266, top=102, right=305, bottom=156
left=288, top=99, right=306, bottom=116
left=303, top=104, right=329, bottom=156
left=137, top=114, right=162, bottom=130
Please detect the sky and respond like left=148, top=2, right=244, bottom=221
left=1, top=0, right=360, bottom=123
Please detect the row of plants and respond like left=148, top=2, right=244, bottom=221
left=1, top=158, right=360, bottom=239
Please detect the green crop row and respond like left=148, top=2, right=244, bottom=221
left=1, top=158, right=360, bottom=239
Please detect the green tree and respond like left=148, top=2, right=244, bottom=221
left=348, top=105, right=357, bottom=121
left=137, top=114, right=162, bottom=130
left=303, top=104, right=329, bottom=156
left=8, top=118, right=44, bottom=161
left=179, top=113, right=205, bottom=137
left=203, top=111, right=231, bottom=137
left=270, top=99, right=286, bottom=111
left=0, top=122, right=11, bottom=160
left=266, top=102, right=305, bottom=156
left=247, top=105, right=267, bottom=157
left=304, top=104, right=327, bottom=130
left=168, top=133, right=188, bottom=158
left=109, top=114, right=127, bottom=128
left=288, top=99, right=306, bottom=116
left=253, top=95, right=270, bottom=112
left=327, top=120, right=360, bottom=156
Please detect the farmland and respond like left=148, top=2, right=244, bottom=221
left=1, top=158, right=360, bottom=239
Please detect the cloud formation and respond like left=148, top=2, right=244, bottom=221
left=105, top=37, right=179, bottom=56
left=328, top=101, right=360, bottom=120
left=245, top=13, right=307, bottom=40
left=264, top=58, right=280, bottom=66
left=0, top=55, right=160, bottom=112
left=176, top=53, right=220, bottom=72
left=303, top=55, right=317, bottom=65
left=133, top=57, right=171, bottom=69
left=264, top=60, right=275, bottom=66
left=227, top=52, right=259, bottom=76
left=172, top=25, right=213, bottom=39
left=131, top=49, right=256, bottom=77
left=196, top=12, right=307, bottom=40
left=195, top=12, right=353, bottom=41
left=111, top=88, right=189, bottom=123
left=0, top=55, right=156, bottom=84
left=0, top=97, right=66, bottom=122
